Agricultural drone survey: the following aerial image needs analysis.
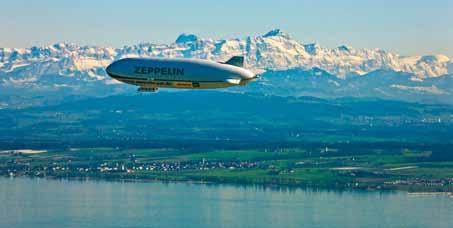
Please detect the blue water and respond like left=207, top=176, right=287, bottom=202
left=1, top=177, right=452, bottom=228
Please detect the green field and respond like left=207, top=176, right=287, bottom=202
left=2, top=146, right=453, bottom=192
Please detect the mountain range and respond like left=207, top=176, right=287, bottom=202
left=0, top=29, right=452, bottom=105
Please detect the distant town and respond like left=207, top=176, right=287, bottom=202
left=2, top=148, right=453, bottom=193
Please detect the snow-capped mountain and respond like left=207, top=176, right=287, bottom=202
left=0, top=29, right=452, bottom=105
left=1, top=29, right=451, bottom=80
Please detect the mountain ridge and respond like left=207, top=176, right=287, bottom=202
left=1, top=29, right=451, bottom=79
left=0, top=29, right=452, bottom=105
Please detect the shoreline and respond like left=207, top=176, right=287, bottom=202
left=4, top=174, right=453, bottom=194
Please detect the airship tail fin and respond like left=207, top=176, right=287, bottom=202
left=224, top=56, right=244, bottom=67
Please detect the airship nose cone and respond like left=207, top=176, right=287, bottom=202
left=106, top=62, right=115, bottom=77
left=106, top=60, right=122, bottom=78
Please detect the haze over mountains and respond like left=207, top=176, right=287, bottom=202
left=0, top=29, right=452, bottom=105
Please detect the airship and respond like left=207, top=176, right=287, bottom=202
left=105, top=56, right=257, bottom=92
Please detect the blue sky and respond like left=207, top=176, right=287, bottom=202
left=1, top=0, right=452, bottom=57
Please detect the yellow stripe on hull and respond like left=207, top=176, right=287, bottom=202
left=117, top=78, right=235, bottom=89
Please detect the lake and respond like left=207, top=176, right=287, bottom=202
left=1, top=177, right=452, bottom=228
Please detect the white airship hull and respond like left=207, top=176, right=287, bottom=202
left=106, top=57, right=256, bottom=91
